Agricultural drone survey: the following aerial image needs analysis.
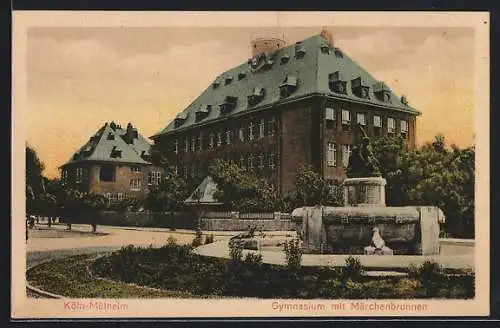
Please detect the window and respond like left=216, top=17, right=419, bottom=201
left=373, top=115, right=382, bottom=136
left=183, top=165, right=188, bottom=179
left=184, top=138, right=189, bottom=152
left=130, top=178, right=142, bottom=191
left=269, top=153, right=276, bottom=170
left=191, top=164, right=196, bottom=178
left=117, top=193, right=124, bottom=201
left=198, top=133, right=203, bottom=151
left=259, top=119, right=265, bottom=138
left=191, top=136, right=196, bottom=152
left=131, top=166, right=141, bottom=173
left=341, top=110, right=351, bottom=131
left=105, top=193, right=112, bottom=200
left=217, top=132, right=222, bottom=147
left=148, top=171, right=162, bottom=185
left=107, top=132, right=115, bottom=140
left=173, top=165, right=179, bottom=176
left=61, top=169, right=68, bottom=185
left=325, top=108, right=335, bottom=121
left=174, top=140, right=178, bottom=154
left=342, top=145, right=352, bottom=168
left=400, top=120, right=409, bottom=135
left=357, top=113, right=366, bottom=126
left=75, top=168, right=83, bottom=183
left=268, top=118, right=276, bottom=137
left=247, top=154, right=254, bottom=170
left=99, top=165, right=115, bottom=182
left=248, top=122, right=255, bottom=141
left=258, top=154, right=264, bottom=169
left=239, top=155, right=245, bottom=168
left=226, top=130, right=232, bottom=144
left=326, top=143, right=337, bottom=167
left=209, top=133, right=215, bottom=149
left=238, top=127, right=245, bottom=142
left=388, top=117, right=396, bottom=135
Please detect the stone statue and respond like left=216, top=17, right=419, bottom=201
left=371, top=227, right=385, bottom=249
left=346, top=124, right=381, bottom=178
left=364, top=227, right=394, bottom=255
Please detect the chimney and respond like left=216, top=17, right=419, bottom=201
left=126, top=123, right=134, bottom=143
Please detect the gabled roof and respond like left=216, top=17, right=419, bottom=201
left=184, top=176, right=222, bottom=205
left=60, top=122, right=152, bottom=168
left=151, top=33, right=419, bottom=139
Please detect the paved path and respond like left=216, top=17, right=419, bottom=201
left=26, top=224, right=474, bottom=271
left=194, top=240, right=475, bottom=270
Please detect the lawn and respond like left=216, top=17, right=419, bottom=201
left=27, top=241, right=475, bottom=299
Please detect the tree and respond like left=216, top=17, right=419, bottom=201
left=370, top=134, right=475, bottom=238
left=61, top=189, right=109, bottom=232
left=144, top=173, right=189, bottom=214
left=208, top=159, right=281, bottom=212
left=293, top=164, right=343, bottom=207
left=26, top=145, right=45, bottom=217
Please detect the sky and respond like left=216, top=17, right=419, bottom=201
left=25, top=26, right=475, bottom=178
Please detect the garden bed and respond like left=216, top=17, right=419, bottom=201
left=28, top=241, right=475, bottom=299
left=26, top=254, right=195, bottom=298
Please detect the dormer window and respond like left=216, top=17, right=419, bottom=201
left=212, top=79, right=221, bottom=89
left=334, top=47, right=343, bottom=58
left=107, top=132, right=115, bottom=140
left=262, top=59, right=274, bottom=69
left=248, top=87, right=265, bottom=106
left=238, top=72, right=247, bottom=80
left=279, top=75, right=298, bottom=98
left=220, top=96, right=238, bottom=114
left=295, top=42, right=306, bottom=58
left=328, top=71, right=347, bottom=94
left=174, top=112, right=188, bottom=128
left=351, top=77, right=370, bottom=99
left=110, top=146, right=122, bottom=158
left=401, top=95, right=409, bottom=106
left=280, top=54, right=290, bottom=64
left=195, top=104, right=211, bottom=122
left=225, top=76, right=233, bottom=85
left=373, top=82, right=392, bottom=103
left=320, top=42, right=331, bottom=54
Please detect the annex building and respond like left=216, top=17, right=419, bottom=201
left=150, top=29, right=420, bottom=195
left=59, top=122, right=164, bottom=201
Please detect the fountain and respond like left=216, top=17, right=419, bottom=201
left=291, top=125, right=445, bottom=255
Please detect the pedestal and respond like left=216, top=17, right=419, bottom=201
left=343, top=177, right=387, bottom=207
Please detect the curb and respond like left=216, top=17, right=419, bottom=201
left=26, top=258, right=66, bottom=299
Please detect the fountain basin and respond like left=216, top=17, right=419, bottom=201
left=291, top=206, right=445, bottom=255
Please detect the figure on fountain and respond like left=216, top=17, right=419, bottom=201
left=346, top=124, right=382, bottom=178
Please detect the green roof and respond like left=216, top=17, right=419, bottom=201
left=152, top=34, right=420, bottom=139
left=60, top=122, right=152, bottom=168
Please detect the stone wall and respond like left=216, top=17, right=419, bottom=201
left=200, top=218, right=295, bottom=231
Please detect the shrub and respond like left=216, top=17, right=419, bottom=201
left=284, top=238, right=302, bottom=271
left=242, top=239, right=258, bottom=250
left=393, top=278, right=421, bottom=298
left=191, top=228, right=203, bottom=247
left=341, top=256, right=364, bottom=281
left=167, top=236, right=177, bottom=246
left=228, top=239, right=244, bottom=262
left=204, top=234, right=215, bottom=245
left=243, top=253, right=263, bottom=267
left=416, top=260, right=444, bottom=297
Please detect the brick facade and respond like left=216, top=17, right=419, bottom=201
left=153, top=95, right=417, bottom=195
left=61, top=163, right=164, bottom=200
